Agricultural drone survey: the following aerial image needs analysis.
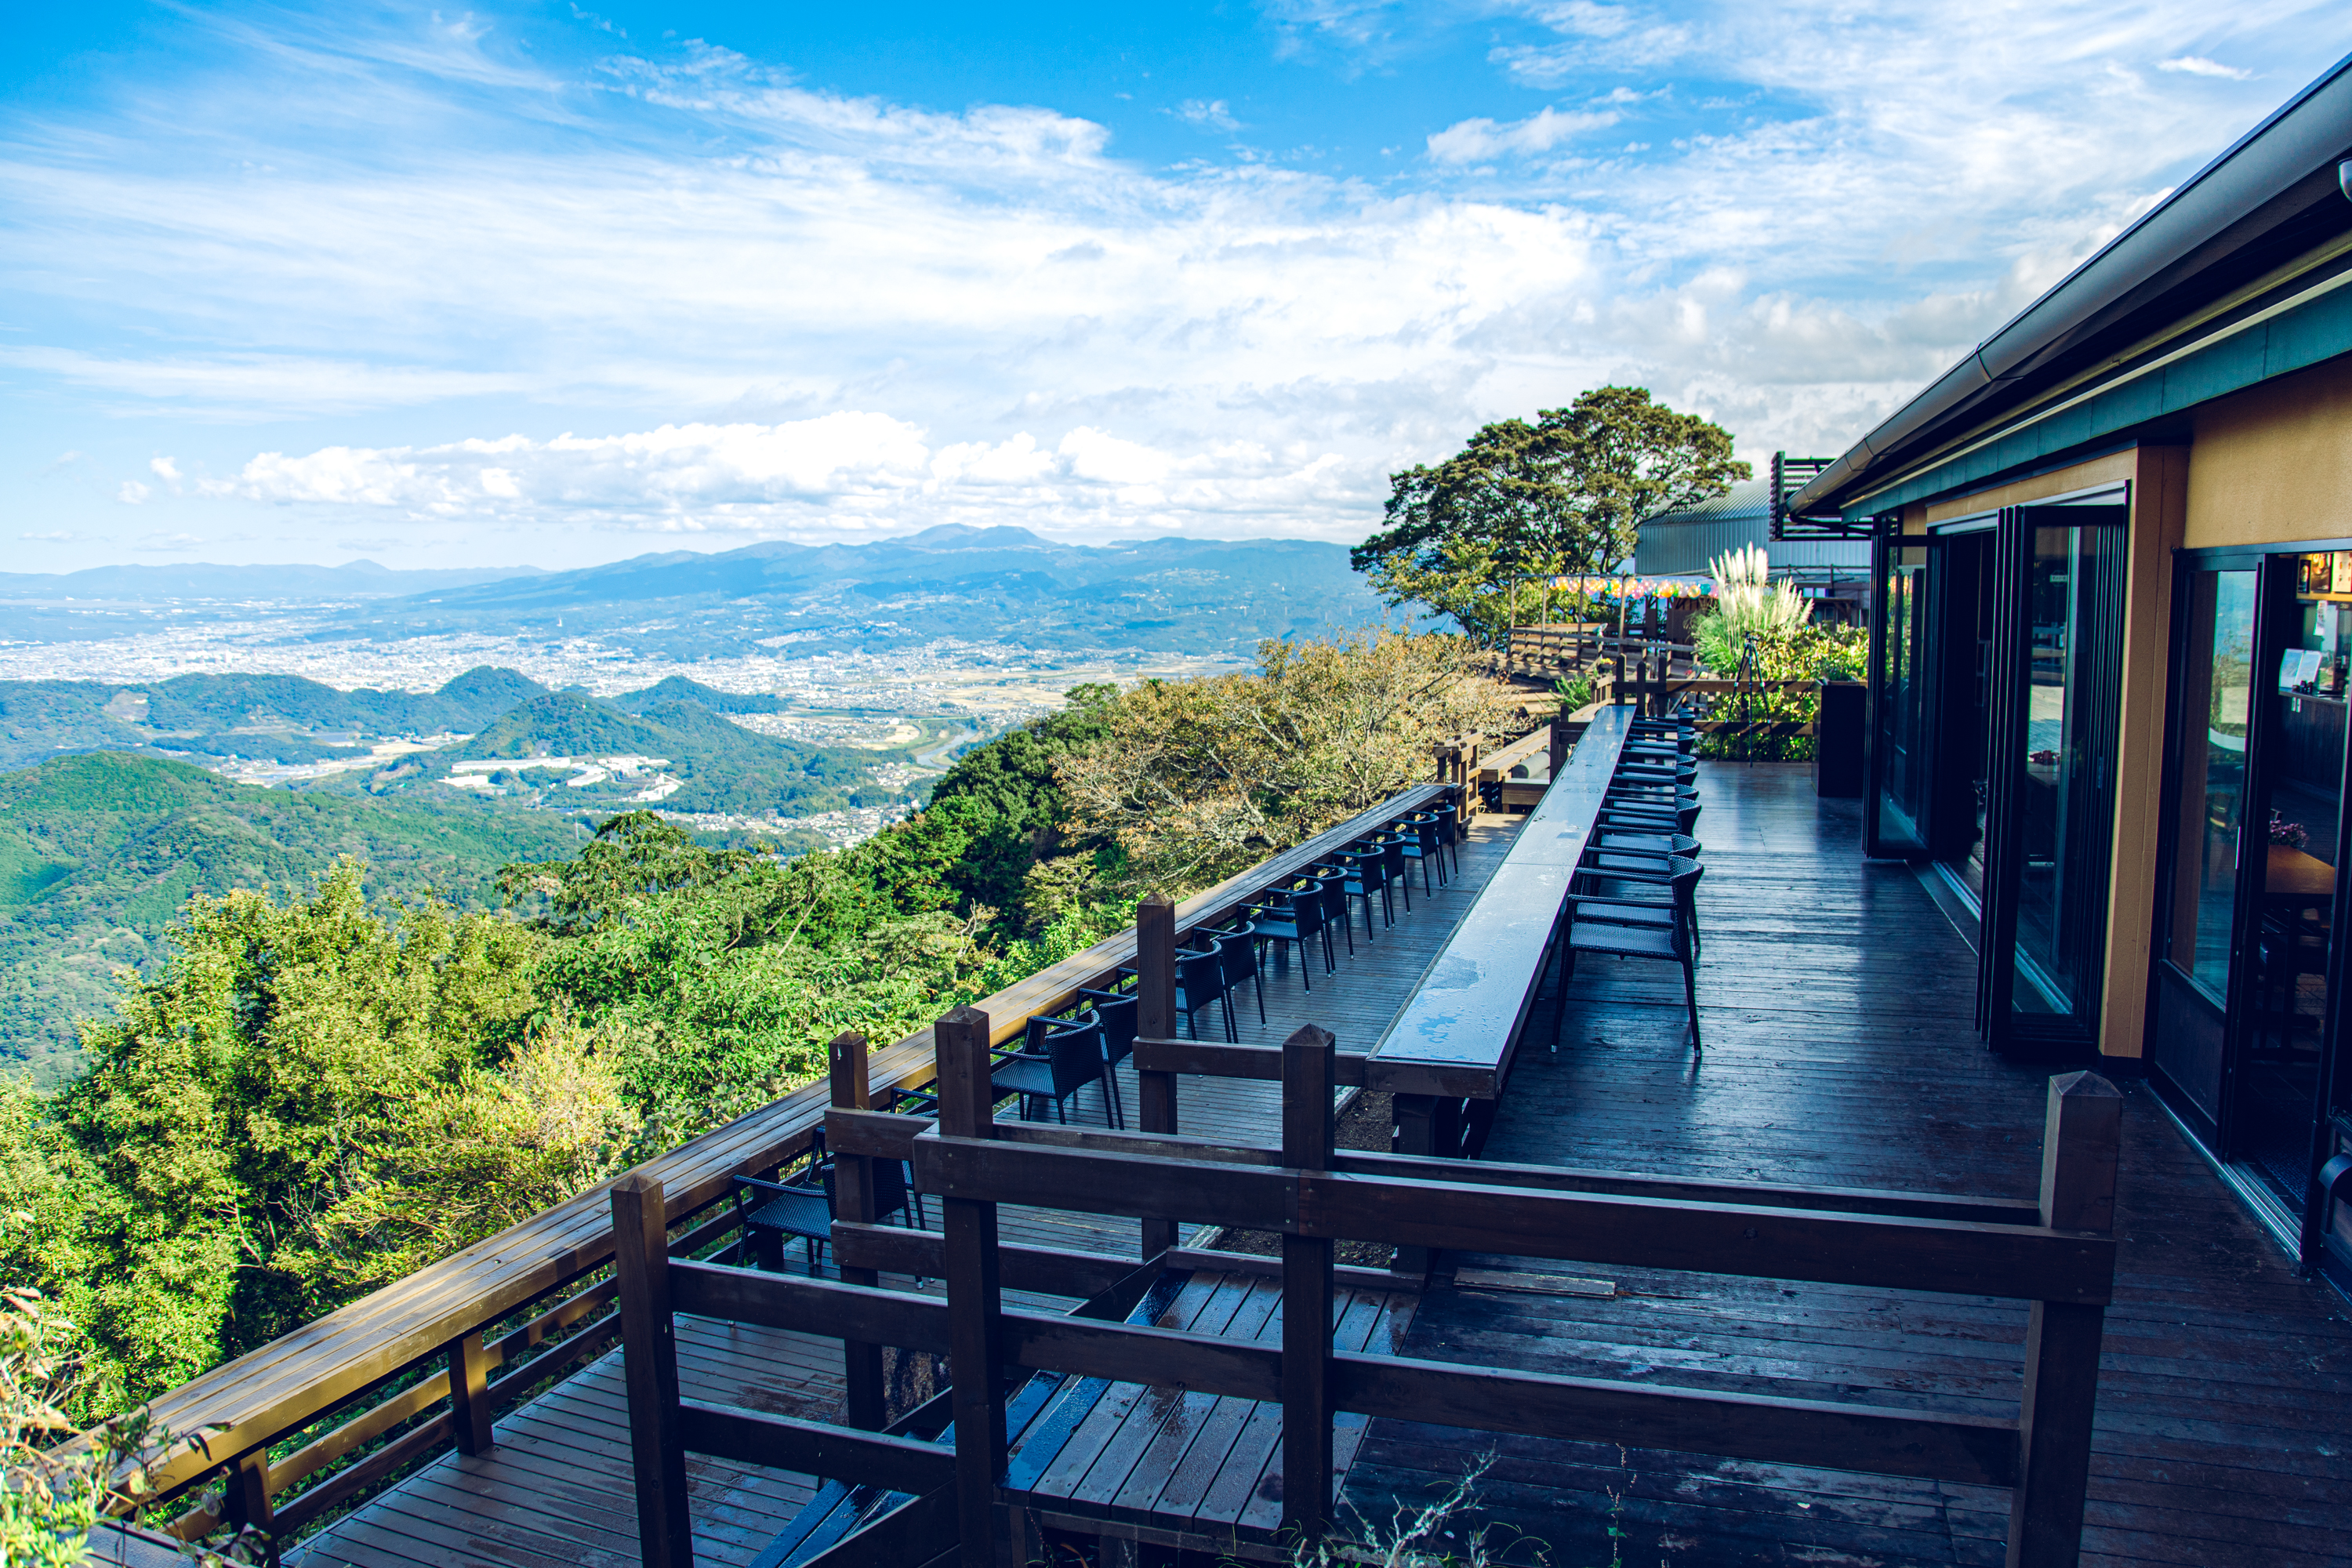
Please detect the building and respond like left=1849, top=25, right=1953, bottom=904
left=1786, top=49, right=2352, bottom=1285
left=1636, top=474, right=1871, bottom=601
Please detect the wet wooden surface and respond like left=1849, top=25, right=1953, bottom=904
left=289, top=760, right=2352, bottom=1567
left=1004, top=1267, right=1418, bottom=1552
left=1339, top=761, right=2352, bottom=1568
left=288, top=813, right=1526, bottom=1568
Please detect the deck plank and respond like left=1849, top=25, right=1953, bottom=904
left=1336, top=761, right=2352, bottom=1568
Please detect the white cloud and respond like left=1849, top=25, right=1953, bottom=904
left=2159, top=56, right=2252, bottom=79
left=194, top=415, right=1357, bottom=536
left=19, top=531, right=71, bottom=542
left=1174, top=99, right=1241, bottom=132
left=2, top=0, right=2347, bottom=555
left=133, top=532, right=205, bottom=551
left=117, top=481, right=151, bottom=504
left=149, top=456, right=181, bottom=481
left=1427, top=107, right=1620, bottom=163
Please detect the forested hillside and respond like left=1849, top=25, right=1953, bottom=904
left=0, top=666, right=545, bottom=769
left=0, top=754, right=585, bottom=1082
left=453, top=691, right=878, bottom=815
left=0, top=630, right=1511, bottom=1421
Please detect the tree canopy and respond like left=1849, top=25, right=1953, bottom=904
left=1351, top=387, right=1751, bottom=644
left=0, top=640, right=1521, bottom=1424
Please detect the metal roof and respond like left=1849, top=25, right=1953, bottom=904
left=1638, top=480, right=1868, bottom=577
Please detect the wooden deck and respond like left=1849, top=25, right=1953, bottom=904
left=1004, top=1268, right=1418, bottom=1550
left=289, top=760, right=2352, bottom=1568
left=288, top=813, right=1530, bottom=1568
left=1339, top=761, right=2352, bottom=1568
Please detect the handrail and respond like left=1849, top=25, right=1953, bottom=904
left=104, top=776, right=1461, bottom=1545
left=620, top=1023, right=2123, bottom=1564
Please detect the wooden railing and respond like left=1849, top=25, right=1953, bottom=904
left=1592, top=674, right=1821, bottom=733
left=1500, top=623, right=1700, bottom=685
left=101, top=779, right=1462, bottom=1555
left=615, top=1014, right=2122, bottom=1568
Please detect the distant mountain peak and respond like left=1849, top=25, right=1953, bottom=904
left=902, top=524, right=1050, bottom=550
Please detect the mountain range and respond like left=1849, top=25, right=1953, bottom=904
left=3, top=528, right=1389, bottom=659
left=0, top=559, right=547, bottom=601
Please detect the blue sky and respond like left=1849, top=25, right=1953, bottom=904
left=5, top=2, right=2349, bottom=572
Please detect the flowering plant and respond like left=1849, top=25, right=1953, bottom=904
left=2270, top=811, right=2310, bottom=849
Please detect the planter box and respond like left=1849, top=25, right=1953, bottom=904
left=1814, top=680, right=1866, bottom=797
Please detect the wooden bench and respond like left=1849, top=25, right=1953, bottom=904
left=1474, top=725, right=1552, bottom=812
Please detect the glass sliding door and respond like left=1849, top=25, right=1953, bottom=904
left=1868, top=531, right=1933, bottom=857
left=2238, top=555, right=2344, bottom=1219
left=1979, top=503, right=2128, bottom=1053
left=2151, top=564, right=2257, bottom=1136
left=2156, top=550, right=2352, bottom=1263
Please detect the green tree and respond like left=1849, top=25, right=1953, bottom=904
left=924, top=685, right=1120, bottom=924
left=1352, top=387, right=1751, bottom=643
left=47, top=863, right=546, bottom=1403
left=1056, top=630, right=1513, bottom=891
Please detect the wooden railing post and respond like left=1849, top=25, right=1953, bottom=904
left=829, top=1029, right=887, bottom=1431
left=1136, top=895, right=1180, bottom=1261
left=1280, top=1025, right=1338, bottom=1547
left=613, top=1171, right=692, bottom=1568
left=2007, top=1071, right=2120, bottom=1568
left=937, top=1005, right=1008, bottom=1568
left=223, top=1448, right=277, bottom=1567
left=448, top=1329, right=495, bottom=1456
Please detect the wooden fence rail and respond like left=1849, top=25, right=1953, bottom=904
left=96, top=779, right=1464, bottom=1557
left=616, top=1009, right=2121, bottom=1568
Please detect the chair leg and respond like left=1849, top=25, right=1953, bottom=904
left=1682, top=954, right=1702, bottom=1053
left=1298, top=938, right=1312, bottom=991
left=1252, top=968, right=1267, bottom=1024
left=1221, top=990, right=1239, bottom=1044
left=1340, top=910, right=1355, bottom=956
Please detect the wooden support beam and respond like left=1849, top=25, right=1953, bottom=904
left=1388, top=1094, right=1437, bottom=1280
left=935, top=1005, right=1007, bottom=1568
left=840, top=1097, right=2042, bottom=1229
left=1330, top=1354, right=2016, bottom=1486
left=677, top=1399, right=957, bottom=1494
left=223, top=1448, right=276, bottom=1566
left=612, top=1171, right=693, bottom=1568
left=446, top=1330, right=494, bottom=1457
left=1281, top=1025, right=1338, bottom=1545
left=1002, top=1314, right=1282, bottom=1403
left=1134, top=895, right=1180, bottom=1261
left=1132, top=1037, right=1370, bottom=1086
left=832, top=1223, right=1140, bottom=1301
left=909, top=1134, right=2117, bottom=1302
left=829, top=1030, right=887, bottom=1432
left=2007, top=1072, right=2122, bottom=1568
left=669, top=1261, right=953, bottom=1352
